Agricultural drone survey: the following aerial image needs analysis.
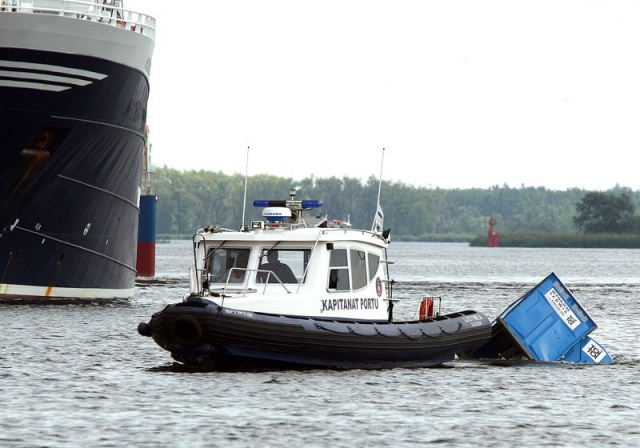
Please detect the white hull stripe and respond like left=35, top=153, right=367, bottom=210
left=0, top=79, right=70, bottom=91
left=0, top=282, right=134, bottom=300
left=0, top=60, right=108, bottom=79
left=0, top=70, right=93, bottom=85
left=0, top=59, right=107, bottom=91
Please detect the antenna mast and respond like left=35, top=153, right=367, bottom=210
left=241, top=146, right=249, bottom=230
left=371, top=148, right=385, bottom=232
left=376, top=147, right=384, bottom=206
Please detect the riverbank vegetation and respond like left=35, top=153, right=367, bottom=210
left=153, top=167, right=640, bottom=247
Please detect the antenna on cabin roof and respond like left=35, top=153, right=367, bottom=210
left=371, top=148, right=385, bottom=233
left=241, top=146, right=249, bottom=231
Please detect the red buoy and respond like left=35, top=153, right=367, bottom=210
left=488, top=215, right=501, bottom=247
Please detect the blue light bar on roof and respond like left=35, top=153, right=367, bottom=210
left=301, top=200, right=323, bottom=208
left=253, top=199, right=323, bottom=209
left=253, top=200, right=286, bottom=207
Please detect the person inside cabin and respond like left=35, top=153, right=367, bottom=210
left=258, top=250, right=297, bottom=283
left=221, top=251, right=249, bottom=283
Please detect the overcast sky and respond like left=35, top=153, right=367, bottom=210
left=125, top=0, right=640, bottom=191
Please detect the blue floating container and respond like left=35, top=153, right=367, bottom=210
left=560, top=336, right=613, bottom=364
left=497, top=272, right=600, bottom=362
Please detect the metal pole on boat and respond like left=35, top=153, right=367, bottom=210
left=241, top=146, right=249, bottom=231
left=371, top=148, right=385, bottom=232
left=376, top=147, right=384, bottom=202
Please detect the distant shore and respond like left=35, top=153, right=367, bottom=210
left=469, top=233, right=640, bottom=249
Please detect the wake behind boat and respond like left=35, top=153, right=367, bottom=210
left=0, top=1, right=155, bottom=300
left=138, top=190, right=493, bottom=369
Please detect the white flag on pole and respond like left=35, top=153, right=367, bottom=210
left=373, top=202, right=384, bottom=233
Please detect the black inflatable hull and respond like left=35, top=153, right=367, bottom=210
left=139, top=296, right=493, bottom=370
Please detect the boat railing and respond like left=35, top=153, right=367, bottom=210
left=206, top=267, right=292, bottom=296
left=253, top=221, right=310, bottom=231
left=0, top=0, right=156, bottom=40
left=254, top=269, right=292, bottom=294
left=320, top=227, right=390, bottom=245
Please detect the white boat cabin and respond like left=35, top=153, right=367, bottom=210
left=188, top=197, right=392, bottom=321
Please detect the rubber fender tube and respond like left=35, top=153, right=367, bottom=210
left=137, top=322, right=152, bottom=337
left=169, top=315, right=203, bottom=347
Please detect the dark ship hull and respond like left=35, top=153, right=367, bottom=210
left=0, top=4, right=155, bottom=300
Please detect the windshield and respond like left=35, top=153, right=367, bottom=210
left=207, top=248, right=250, bottom=283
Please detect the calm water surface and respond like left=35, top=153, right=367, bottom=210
left=1, top=241, right=639, bottom=447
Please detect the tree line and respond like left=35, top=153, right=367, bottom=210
left=151, top=167, right=640, bottom=241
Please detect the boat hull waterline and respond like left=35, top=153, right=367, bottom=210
left=139, top=296, right=493, bottom=370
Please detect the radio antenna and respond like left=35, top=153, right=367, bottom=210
left=241, top=146, right=249, bottom=231
left=371, top=148, right=385, bottom=233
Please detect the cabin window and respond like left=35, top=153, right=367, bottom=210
left=328, top=248, right=350, bottom=291
left=350, top=249, right=367, bottom=290
left=328, top=247, right=381, bottom=292
left=256, top=248, right=310, bottom=284
left=368, top=253, right=380, bottom=280
left=207, top=248, right=251, bottom=283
